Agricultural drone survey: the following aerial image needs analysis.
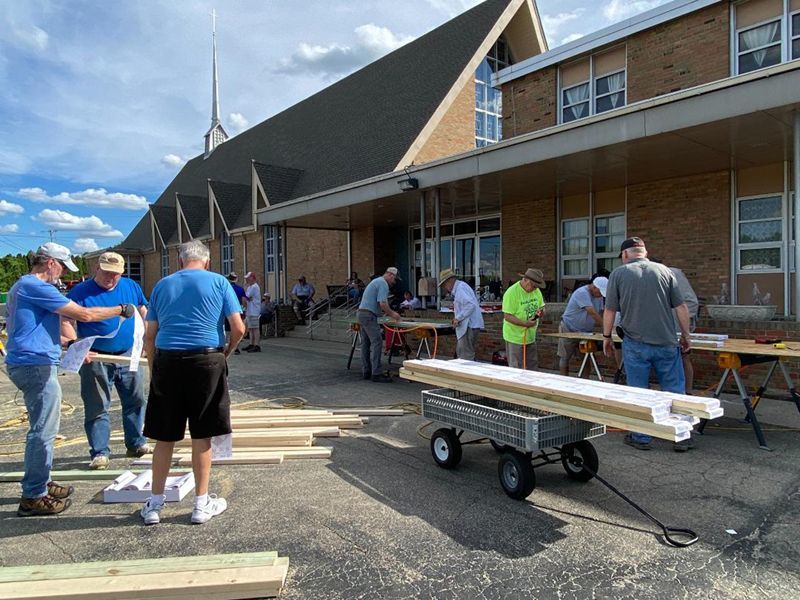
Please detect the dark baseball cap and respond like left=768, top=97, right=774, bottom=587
left=618, top=237, right=645, bottom=258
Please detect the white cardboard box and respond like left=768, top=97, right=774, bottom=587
left=102, top=470, right=194, bottom=503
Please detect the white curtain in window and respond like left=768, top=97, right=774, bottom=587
left=605, top=72, right=626, bottom=107
left=741, top=22, right=780, bottom=66
left=564, top=84, right=589, bottom=120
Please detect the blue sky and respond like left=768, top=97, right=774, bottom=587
left=0, top=0, right=671, bottom=256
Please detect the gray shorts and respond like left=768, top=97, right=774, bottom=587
left=556, top=322, right=581, bottom=360
left=245, top=315, right=260, bottom=329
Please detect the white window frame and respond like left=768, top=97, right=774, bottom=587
left=732, top=1, right=800, bottom=75
left=160, top=247, right=169, bottom=278
left=594, top=213, right=625, bottom=274
left=594, top=69, right=627, bottom=115
left=265, top=225, right=277, bottom=273
left=558, top=46, right=627, bottom=125
left=220, top=231, right=234, bottom=276
left=561, top=217, right=591, bottom=279
left=735, top=193, right=784, bottom=274
left=125, top=258, right=142, bottom=283
left=475, top=38, right=509, bottom=147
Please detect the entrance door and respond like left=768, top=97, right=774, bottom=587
left=478, top=234, right=501, bottom=299
left=455, top=237, right=476, bottom=289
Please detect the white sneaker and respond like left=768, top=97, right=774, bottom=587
left=140, top=497, right=163, bottom=525
left=191, top=494, right=227, bottom=524
left=89, top=455, right=109, bottom=470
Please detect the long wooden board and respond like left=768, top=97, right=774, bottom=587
left=400, top=368, right=693, bottom=441
left=0, top=470, right=146, bottom=483
left=0, top=560, right=289, bottom=600
left=0, top=552, right=279, bottom=583
left=403, top=358, right=720, bottom=419
left=230, top=416, right=363, bottom=429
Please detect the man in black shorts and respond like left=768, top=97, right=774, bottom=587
left=140, top=240, right=245, bottom=525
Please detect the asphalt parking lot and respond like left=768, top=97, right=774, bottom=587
left=1, top=337, right=799, bottom=599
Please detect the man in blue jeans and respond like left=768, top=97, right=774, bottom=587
left=63, top=252, right=150, bottom=469
left=6, top=243, right=136, bottom=516
left=357, top=267, right=401, bottom=382
left=601, top=237, right=692, bottom=452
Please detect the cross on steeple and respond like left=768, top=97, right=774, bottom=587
left=204, top=8, right=228, bottom=158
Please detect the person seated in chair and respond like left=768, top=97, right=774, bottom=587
left=399, top=290, right=422, bottom=311
left=291, top=275, right=315, bottom=322
left=346, top=272, right=364, bottom=302
left=260, top=292, right=276, bottom=334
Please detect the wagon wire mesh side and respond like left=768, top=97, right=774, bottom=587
left=421, top=388, right=605, bottom=452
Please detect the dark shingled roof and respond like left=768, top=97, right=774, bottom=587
left=120, top=0, right=513, bottom=250
left=210, top=180, right=252, bottom=231
left=176, top=194, right=211, bottom=239
left=253, top=162, right=304, bottom=206
left=150, top=204, right=179, bottom=247
left=111, top=215, right=154, bottom=253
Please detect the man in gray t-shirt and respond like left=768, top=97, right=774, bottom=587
left=602, top=237, right=692, bottom=452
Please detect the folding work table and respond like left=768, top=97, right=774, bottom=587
left=346, top=318, right=455, bottom=369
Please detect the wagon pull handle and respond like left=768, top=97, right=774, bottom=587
left=566, top=454, right=699, bottom=548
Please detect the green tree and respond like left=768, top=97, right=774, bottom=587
left=0, top=254, right=29, bottom=292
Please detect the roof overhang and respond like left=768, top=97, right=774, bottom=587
left=257, top=61, right=800, bottom=231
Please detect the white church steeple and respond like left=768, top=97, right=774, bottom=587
left=204, top=9, right=228, bottom=158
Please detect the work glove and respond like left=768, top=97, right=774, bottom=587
left=120, top=304, right=136, bottom=318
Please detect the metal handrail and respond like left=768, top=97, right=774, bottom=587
left=305, top=285, right=360, bottom=339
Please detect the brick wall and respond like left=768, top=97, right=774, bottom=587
left=286, top=228, right=348, bottom=293
left=501, top=196, right=557, bottom=289
left=414, top=79, right=476, bottom=165
left=233, top=234, right=246, bottom=276
left=142, top=251, right=160, bottom=296
left=242, top=230, right=265, bottom=284
left=627, top=2, right=730, bottom=103
left=208, top=238, right=221, bottom=273
left=352, top=227, right=375, bottom=280
left=626, top=170, right=730, bottom=303
left=501, top=66, right=557, bottom=136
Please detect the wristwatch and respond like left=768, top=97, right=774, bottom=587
left=602, top=333, right=612, bottom=338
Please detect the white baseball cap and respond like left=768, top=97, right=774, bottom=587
left=385, top=267, right=402, bottom=280
left=592, top=276, right=608, bottom=297
left=36, top=242, right=78, bottom=272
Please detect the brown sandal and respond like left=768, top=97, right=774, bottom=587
left=47, top=481, right=75, bottom=499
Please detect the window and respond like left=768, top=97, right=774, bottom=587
left=475, top=37, right=510, bottom=147
left=220, top=231, right=234, bottom=275
left=412, top=216, right=501, bottom=297
left=562, top=219, right=590, bottom=277
left=734, top=0, right=800, bottom=74
left=737, top=20, right=782, bottom=73
left=736, top=196, right=783, bottom=271
left=124, top=258, right=142, bottom=283
left=160, top=247, right=169, bottom=278
left=559, top=47, right=626, bottom=124
left=560, top=213, right=625, bottom=279
left=594, top=214, right=625, bottom=274
left=265, top=225, right=278, bottom=272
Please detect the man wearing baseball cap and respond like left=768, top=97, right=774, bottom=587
left=6, top=243, right=137, bottom=516
left=63, top=252, right=150, bottom=469
left=557, top=276, right=608, bottom=376
left=602, top=237, right=692, bottom=452
left=502, top=268, right=547, bottom=370
left=357, top=267, right=401, bottom=382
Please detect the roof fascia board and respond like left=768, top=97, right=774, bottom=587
left=175, top=196, right=192, bottom=243
left=527, top=0, right=548, bottom=52
left=208, top=182, right=230, bottom=236
left=396, top=0, right=528, bottom=169
left=257, top=63, right=800, bottom=225
left=149, top=209, right=166, bottom=249
left=494, top=0, right=721, bottom=85
left=251, top=162, right=271, bottom=210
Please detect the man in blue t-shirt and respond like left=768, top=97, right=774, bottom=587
left=357, top=267, right=401, bottom=382
left=557, top=276, right=607, bottom=376
left=63, top=252, right=149, bottom=469
left=139, top=240, right=245, bottom=526
left=6, top=242, right=137, bottom=517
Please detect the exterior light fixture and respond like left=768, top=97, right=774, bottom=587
left=398, top=165, right=419, bottom=191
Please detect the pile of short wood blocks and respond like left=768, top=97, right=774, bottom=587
left=0, top=551, right=288, bottom=599
left=400, top=359, right=724, bottom=441
left=129, top=408, right=382, bottom=465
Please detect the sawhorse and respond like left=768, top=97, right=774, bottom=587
left=576, top=340, right=605, bottom=381
left=697, top=351, right=800, bottom=451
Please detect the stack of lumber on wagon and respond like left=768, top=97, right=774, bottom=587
left=126, top=408, right=369, bottom=466
left=400, top=359, right=723, bottom=442
left=0, top=551, right=288, bottom=600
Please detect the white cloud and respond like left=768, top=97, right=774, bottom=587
left=603, top=0, right=668, bottom=22
left=18, top=187, right=147, bottom=211
left=73, top=237, right=99, bottom=253
left=0, top=148, right=33, bottom=175
left=542, top=11, right=584, bottom=36
left=161, top=153, right=187, bottom=169
left=0, top=199, right=25, bottom=216
left=16, top=25, right=49, bottom=51
left=561, top=33, right=585, bottom=45
left=33, top=209, right=123, bottom=238
left=228, top=112, right=249, bottom=131
left=0, top=224, right=20, bottom=233
left=276, top=23, right=414, bottom=76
